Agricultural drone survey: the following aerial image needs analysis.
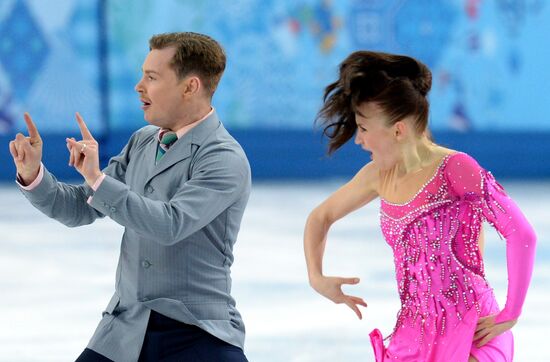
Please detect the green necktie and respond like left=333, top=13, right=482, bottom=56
left=156, top=131, right=178, bottom=163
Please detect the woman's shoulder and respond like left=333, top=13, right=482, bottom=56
left=438, top=148, right=491, bottom=197
left=356, top=161, right=380, bottom=192
left=439, top=148, right=482, bottom=172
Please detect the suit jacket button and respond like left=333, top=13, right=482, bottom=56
left=141, top=260, right=151, bottom=268
left=110, top=207, right=117, bottom=212
left=146, top=185, right=154, bottom=193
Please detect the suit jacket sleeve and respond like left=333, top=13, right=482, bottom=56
left=18, top=133, right=135, bottom=227
left=88, top=145, right=250, bottom=246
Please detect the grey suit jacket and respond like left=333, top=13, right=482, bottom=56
left=20, top=112, right=251, bottom=362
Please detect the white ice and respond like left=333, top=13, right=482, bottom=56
left=1, top=180, right=549, bottom=361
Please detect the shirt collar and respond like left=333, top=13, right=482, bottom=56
left=157, top=107, right=214, bottom=142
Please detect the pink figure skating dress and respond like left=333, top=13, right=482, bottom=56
left=369, top=152, right=536, bottom=361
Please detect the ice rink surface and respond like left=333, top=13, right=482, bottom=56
left=1, top=180, right=549, bottom=361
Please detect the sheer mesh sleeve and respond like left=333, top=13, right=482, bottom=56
left=445, top=153, right=536, bottom=323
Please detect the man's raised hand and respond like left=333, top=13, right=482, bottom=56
left=66, top=113, right=102, bottom=186
left=9, top=113, right=43, bottom=185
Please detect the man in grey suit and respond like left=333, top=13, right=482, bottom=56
left=9, top=32, right=251, bottom=361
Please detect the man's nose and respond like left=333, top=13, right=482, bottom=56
left=135, top=79, right=143, bottom=93
left=354, top=132, right=361, bottom=145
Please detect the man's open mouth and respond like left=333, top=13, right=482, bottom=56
left=141, top=99, right=151, bottom=109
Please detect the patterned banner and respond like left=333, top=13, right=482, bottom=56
left=0, top=0, right=548, bottom=135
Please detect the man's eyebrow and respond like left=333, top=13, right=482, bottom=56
left=142, top=69, right=160, bottom=75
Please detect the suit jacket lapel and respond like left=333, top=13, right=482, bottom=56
left=136, top=136, right=161, bottom=190
left=145, top=111, right=221, bottom=184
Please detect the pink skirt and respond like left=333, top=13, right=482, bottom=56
left=370, top=292, right=514, bottom=361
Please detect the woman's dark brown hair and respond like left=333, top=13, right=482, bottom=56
left=317, top=51, right=432, bottom=154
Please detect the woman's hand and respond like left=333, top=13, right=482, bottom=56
left=474, top=314, right=517, bottom=347
left=310, top=275, right=367, bottom=319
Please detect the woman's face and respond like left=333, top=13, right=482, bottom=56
left=354, top=102, right=400, bottom=170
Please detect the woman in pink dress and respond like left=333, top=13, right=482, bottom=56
left=303, top=51, right=536, bottom=361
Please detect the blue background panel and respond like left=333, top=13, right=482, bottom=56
left=2, top=130, right=549, bottom=181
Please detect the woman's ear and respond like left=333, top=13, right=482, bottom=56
left=394, top=121, right=407, bottom=140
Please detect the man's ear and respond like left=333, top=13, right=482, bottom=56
left=181, top=76, right=201, bottom=97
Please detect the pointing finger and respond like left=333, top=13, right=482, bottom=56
left=75, top=112, right=94, bottom=140
left=24, top=113, right=41, bottom=141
